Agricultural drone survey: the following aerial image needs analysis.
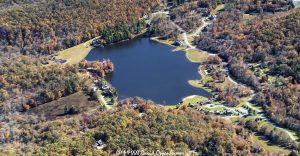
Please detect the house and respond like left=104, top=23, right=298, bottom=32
left=236, top=107, right=248, bottom=115
left=102, top=84, right=110, bottom=91
left=189, top=103, right=195, bottom=108
left=208, top=15, right=216, bottom=21
left=202, top=26, right=209, bottom=32
left=173, top=40, right=183, bottom=46
left=90, top=39, right=104, bottom=48
left=92, top=86, right=98, bottom=92
left=132, top=104, right=139, bottom=109
left=93, top=139, right=104, bottom=149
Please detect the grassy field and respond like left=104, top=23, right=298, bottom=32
left=55, top=38, right=96, bottom=65
left=211, top=4, right=225, bottom=15
left=188, top=79, right=213, bottom=93
left=250, top=134, right=291, bottom=155
left=186, top=49, right=209, bottom=63
left=28, top=92, right=98, bottom=119
left=56, top=30, right=147, bottom=65
left=182, top=95, right=208, bottom=105
left=150, top=37, right=175, bottom=46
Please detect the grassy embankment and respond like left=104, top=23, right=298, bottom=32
left=251, top=134, right=291, bottom=155
left=56, top=38, right=96, bottom=65
left=150, top=37, right=186, bottom=51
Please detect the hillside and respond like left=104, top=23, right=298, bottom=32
left=0, top=57, right=114, bottom=114
left=0, top=100, right=288, bottom=155
left=0, top=0, right=299, bottom=155
left=196, top=5, right=300, bottom=134
left=0, top=0, right=159, bottom=55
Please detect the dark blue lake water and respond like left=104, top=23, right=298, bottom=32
left=85, top=37, right=211, bottom=105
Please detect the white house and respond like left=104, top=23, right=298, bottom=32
left=293, top=0, right=300, bottom=6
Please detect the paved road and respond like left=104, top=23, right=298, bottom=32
left=151, top=11, right=298, bottom=141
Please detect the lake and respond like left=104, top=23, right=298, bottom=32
left=85, top=37, right=212, bottom=105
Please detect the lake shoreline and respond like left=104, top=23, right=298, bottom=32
left=86, top=37, right=212, bottom=105
left=150, top=37, right=213, bottom=105
left=55, top=32, right=213, bottom=106
left=55, top=30, right=147, bottom=65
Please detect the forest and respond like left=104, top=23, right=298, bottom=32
left=0, top=57, right=112, bottom=114
left=0, top=99, right=288, bottom=155
left=195, top=2, right=300, bottom=132
left=0, top=0, right=299, bottom=155
left=0, top=0, right=159, bottom=55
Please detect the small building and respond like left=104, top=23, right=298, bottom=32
left=215, top=110, right=221, bottom=115
left=202, top=26, right=209, bottom=32
left=172, top=40, right=183, bottom=46
left=93, top=139, right=104, bottom=149
left=91, top=39, right=104, bottom=48
left=132, top=104, right=139, bottom=109
left=102, top=84, right=110, bottom=91
left=236, top=107, right=248, bottom=115
left=208, top=15, right=216, bottom=21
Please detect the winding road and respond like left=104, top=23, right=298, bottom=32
left=152, top=11, right=298, bottom=141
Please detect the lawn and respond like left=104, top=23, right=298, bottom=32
left=182, top=95, right=208, bottom=105
left=188, top=80, right=213, bottom=93
left=208, top=106, right=225, bottom=111
left=251, top=134, right=291, bottom=155
left=211, top=4, right=225, bottom=15
left=55, top=38, right=96, bottom=64
left=150, top=37, right=175, bottom=47
left=185, top=49, right=209, bottom=63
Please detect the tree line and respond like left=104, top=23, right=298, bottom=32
left=0, top=0, right=160, bottom=55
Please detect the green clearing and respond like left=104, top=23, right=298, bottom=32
left=182, top=95, right=208, bottom=105
left=208, top=106, right=225, bottom=111
left=211, top=4, right=225, bottom=15
left=186, top=49, right=209, bottom=63
left=251, top=118, right=300, bottom=141
left=251, top=134, right=291, bottom=154
left=150, top=37, right=175, bottom=47
left=104, top=97, right=112, bottom=103
left=173, top=46, right=186, bottom=52
left=56, top=38, right=95, bottom=64
left=164, top=96, right=208, bottom=109
left=188, top=80, right=213, bottom=93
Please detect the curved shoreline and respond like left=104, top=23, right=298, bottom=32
left=55, top=30, right=147, bottom=65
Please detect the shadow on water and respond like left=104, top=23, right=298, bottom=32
left=85, top=37, right=212, bottom=105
